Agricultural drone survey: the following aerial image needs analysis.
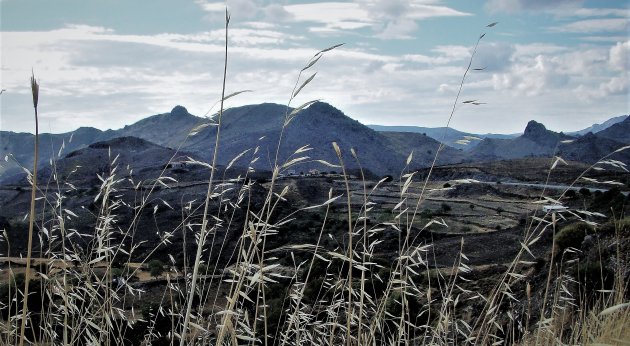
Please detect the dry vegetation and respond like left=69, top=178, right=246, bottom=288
left=1, top=13, right=628, bottom=346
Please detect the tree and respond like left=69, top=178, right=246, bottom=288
left=148, top=259, right=165, bottom=278
left=440, top=203, right=451, bottom=213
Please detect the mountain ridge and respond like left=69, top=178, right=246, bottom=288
left=2, top=104, right=628, bottom=179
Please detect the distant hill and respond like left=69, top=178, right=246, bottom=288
left=367, top=125, right=516, bottom=150
left=4, top=104, right=627, bottom=180
left=0, top=127, right=115, bottom=177
left=1, top=136, right=185, bottom=186
left=568, top=115, right=629, bottom=136
left=179, top=102, right=467, bottom=175
left=116, top=105, right=205, bottom=148
left=471, top=120, right=574, bottom=160
left=593, top=116, right=630, bottom=144
left=379, top=131, right=467, bottom=167
left=0, top=106, right=207, bottom=179
left=470, top=120, right=630, bottom=163
left=557, top=132, right=630, bottom=163
left=1, top=103, right=469, bottom=179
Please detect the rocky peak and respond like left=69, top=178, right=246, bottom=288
left=170, top=105, right=188, bottom=117
left=306, top=101, right=340, bottom=115
left=523, top=120, right=548, bottom=139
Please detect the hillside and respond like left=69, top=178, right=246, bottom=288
left=594, top=116, right=630, bottom=144
left=379, top=131, right=467, bottom=167
left=0, top=127, right=114, bottom=177
left=1, top=136, right=187, bottom=186
left=116, top=105, right=205, bottom=148
left=5, top=104, right=626, bottom=179
left=368, top=124, right=515, bottom=150
left=568, top=114, right=629, bottom=136
left=178, top=102, right=468, bottom=175
left=471, top=120, right=574, bottom=160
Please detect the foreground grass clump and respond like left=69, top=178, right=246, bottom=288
left=0, top=15, right=628, bottom=346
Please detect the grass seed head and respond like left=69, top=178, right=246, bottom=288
left=30, top=73, right=39, bottom=108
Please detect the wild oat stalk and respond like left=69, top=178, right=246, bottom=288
left=180, top=9, right=230, bottom=346
left=18, top=73, right=40, bottom=346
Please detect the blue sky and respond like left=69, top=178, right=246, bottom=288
left=1, top=0, right=628, bottom=134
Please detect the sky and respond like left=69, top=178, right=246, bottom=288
left=0, top=0, right=628, bottom=135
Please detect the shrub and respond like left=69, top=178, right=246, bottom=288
left=148, top=259, right=165, bottom=278
left=564, top=189, right=577, bottom=199
left=381, top=174, right=393, bottom=182
left=554, top=222, right=594, bottom=255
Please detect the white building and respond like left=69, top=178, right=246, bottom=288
left=542, top=205, right=568, bottom=213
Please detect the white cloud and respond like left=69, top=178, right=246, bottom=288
left=278, top=1, right=469, bottom=39
left=580, top=35, right=628, bottom=43
left=513, top=43, right=567, bottom=56
left=431, top=45, right=471, bottom=60
left=600, top=76, right=628, bottom=96
left=283, top=2, right=373, bottom=31
left=263, top=4, right=293, bottom=22
left=485, top=0, right=582, bottom=13
left=563, top=8, right=629, bottom=18
left=551, top=18, right=629, bottom=33
left=242, top=21, right=278, bottom=30
left=376, top=19, right=418, bottom=39
left=609, top=40, right=629, bottom=71
left=486, top=42, right=626, bottom=110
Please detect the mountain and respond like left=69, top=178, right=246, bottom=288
left=593, top=116, right=630, bottom=144
left=470, top=120, right=630, bottom=163
left=116, top=105, right=204, bottom=148
left=379, top=131, right=466, bottom=167
left=557, top=132, right=630, bottom=163
left=0, top=136, right=186, bottom=186
left=1, top=103, right=469, bottom=179
left=0, top=127, right=115, bottom=177
left=367, top=124, right=516, bottom=150
left=471, top=120, right=574, bottom=160
left=180, top=102, right=467, bottom=175
left=568, top=115, right=629, bottom=136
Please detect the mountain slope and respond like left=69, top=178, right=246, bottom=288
left=593, top=116, right=630, bottom=144
left=116, top=105, right=204, bottom=148
left=568, top=115, right=629, bottom=136
left=0, top=106, right=202, bottom=179
left=180, top=102, right=467, bottom=175
left=558, top=132, right=630, bottom=163
left=0, top=127, right=114, bottom=177
left=379, top=131, right=467, bottom=167
left=471, top=120, right=574, bottom=160
left=368, top=124, right=516, bottom=150
left=1, top=136, right=185, bottom=186
left=469, top=119, right=630, bottom=163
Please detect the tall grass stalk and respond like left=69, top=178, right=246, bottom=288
left=18, top=73, right=40, bottom=346
left=180, top=10, right=231, bottom=345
